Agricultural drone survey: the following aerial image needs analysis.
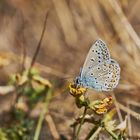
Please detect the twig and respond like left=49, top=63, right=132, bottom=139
left=30, top=11, right=49, bottom=69
left=0, top=85, right=15, bottom=95
left=112, top=93, right=123, bottom=122
left=127, top=102, right=132, bottom=138
left=75, top=107, right=87, bottom=140
left=108, top=0, right=140, bottom=50
left=71, top=114, right=98, bottom=127
left=45, top=114, right=60, bottom=140
left=105, top=127, right=118, bottom=140
left=33, top=88, right=52, bottom=140
left=21, top=42, right=26, bottom=73
left=117, top=101, right=140, bottom=121
left=86, top=126, right=102, bottom=140
left=128, top=100, right=140, bottom=108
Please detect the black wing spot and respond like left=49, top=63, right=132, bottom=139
left=92, top=50, right=94, bottom=52
left=98, top=60, right=101, bottom=63
left=96, top=50, right=98, bottom=53
left=90, top=73, right=93, bottom=76
left=90, top=58, right=94, bottom=61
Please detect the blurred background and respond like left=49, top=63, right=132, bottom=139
left=0, top=0, right=140, bottom=139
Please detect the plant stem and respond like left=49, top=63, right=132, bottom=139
left=75, top=107, right=87, bottom=140
left=85, top=126, right=102, bottom=140
left=105, top=127, right=118, bottom=140
left=30, top=11, right=49, bottom=70
left=33, top=88, right=52, bottom=140
left=112, top=93, right=123, bottom=123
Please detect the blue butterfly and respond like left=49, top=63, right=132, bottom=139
left=74, top=39, right=120, bottom=91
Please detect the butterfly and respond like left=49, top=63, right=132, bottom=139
left=74, top=39, right=120, bottom=91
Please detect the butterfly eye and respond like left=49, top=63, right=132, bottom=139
left=75, top=78, right=80, bottom=85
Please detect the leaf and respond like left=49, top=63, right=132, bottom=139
left=0, top=128, right=8, bottom=140
left=115, top=116, right=127, bottom=131
left=32, top=75, right=52, bottom=88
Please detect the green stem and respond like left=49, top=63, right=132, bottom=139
left=105, top=127, right=118, bottom=140
left=86, top=126, right=102, bottom=140
left=75, top=107, right=87, bottom=140
left=33, top=88, right=52, bottom=140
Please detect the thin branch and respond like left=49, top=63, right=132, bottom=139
left=105, top=127, right=118, bottom=140
left=108, top=0, right=140, bottom=50
left=0, top=85, right=15, bottom=95
left=75, top=107, right=87, bottom=140
left=33, top=88, right=52, bottom=140
left=86, top=126, right=102, bottom=140
left=112, top=93, right=123, bottom=122
left=30, top=11, right=49, bottom=69
left=117, top=101, right=140, bottom=121
left=45, top=114, right=60, bottom=140
left=127, top=102, right=132, bottom=138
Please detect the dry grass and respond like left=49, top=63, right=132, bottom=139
left=0, top=0, right=140, bottom=139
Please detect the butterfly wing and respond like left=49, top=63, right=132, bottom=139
left=81, top=39, right=110, bottom=77
left=84, top=59, right=120, bottom=91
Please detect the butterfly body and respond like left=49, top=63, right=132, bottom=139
left=74, top=39, right=120, bottom=91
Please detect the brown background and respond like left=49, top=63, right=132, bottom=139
left=0, top=0, right=140, bottom=139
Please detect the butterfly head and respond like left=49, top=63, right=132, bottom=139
left=74, top=76, right=81, bottom=87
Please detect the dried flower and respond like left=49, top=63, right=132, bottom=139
left=69, top=82, right=87, bottom=96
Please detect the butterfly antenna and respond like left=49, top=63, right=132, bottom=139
left=59, top=75, right=74, bottom=81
